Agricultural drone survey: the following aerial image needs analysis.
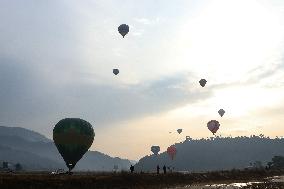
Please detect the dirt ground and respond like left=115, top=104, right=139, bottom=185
left=0, top=170, right=283, bottom=189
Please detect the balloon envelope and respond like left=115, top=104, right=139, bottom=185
left=118, top=24, right=129, bottom=38
left=167, top=145, right=177, bottom=160
left=53, top=118, right=95, bottom=171
left=207, top=120, right=220, bottom=135
left=218, top=109, right=225, bottom=117
left=113, top=69, right=119, bottom=75
left=151, top=146, right=160, bottom=155
left=199, top=79, right=207, bottom=87
left=177, top=129, right=182, bottom=134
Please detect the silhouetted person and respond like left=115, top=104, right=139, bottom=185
left=163, top=165, right=167, bottom=174
left=156, top=165, right=160, bottom=174
left=130, top=165, right=134, bottom=173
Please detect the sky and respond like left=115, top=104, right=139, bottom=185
left=0, top=0, right=284, bottom=160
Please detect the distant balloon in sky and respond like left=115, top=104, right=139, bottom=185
left=151, top=146, right=160, bottom=155
left=177, top=129, right=182, bottom=134
left=118, top=24, right=129, bottom=38
left=207, top=120, right=220, bottom=135
left=53, top=118, right=95, bottom=172
left=199, top=79, right=207, bottom=87
left=167, top=145, right=177, bottom=160
left=218, top=109, right=225, bottom=117
left=113, top=69, right=119, bottom=75
left=186, top=136, right=192, bottom=140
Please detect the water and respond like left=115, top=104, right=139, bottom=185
left=172, top=183, right=261, bottom=189
left=170, top=176, right=284, bottom=189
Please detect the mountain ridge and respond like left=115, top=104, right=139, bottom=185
left=0, top=125, right=131, bottom=171
left=0, top=126, right=51, bottom=143
left=135, top=136, right=284, bottom=172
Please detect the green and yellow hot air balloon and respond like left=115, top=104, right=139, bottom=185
left=53, top=118, right=95, bottom=172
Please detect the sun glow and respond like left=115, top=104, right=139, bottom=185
left=211, top=86, right=283, bottom=117
left=166, top=0, right=284, bottom=84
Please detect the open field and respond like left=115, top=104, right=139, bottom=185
left=0, top=170, right=283, bottom=189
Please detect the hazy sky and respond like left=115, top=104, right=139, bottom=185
left=1, top=0, right=284, bottom=160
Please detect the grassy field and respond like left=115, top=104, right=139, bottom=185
left=0, top=169, right=283, bottom=189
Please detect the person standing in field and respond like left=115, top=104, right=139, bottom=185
left=130, top=165, right=134, bottom=173
left=163, top=165, right=167, bottom=174
left=157, top=165, right=160, bottom=174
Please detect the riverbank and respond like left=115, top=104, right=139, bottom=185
left=0, top=169, right=283, bottom=189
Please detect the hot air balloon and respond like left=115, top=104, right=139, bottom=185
left=113, top=69, right=119, bottom=75
left=218, top=109, right=225, bottom=117
left=199, top=79, right=207, bottom=87
left=177, top=129, right=182, bottom=134
left=167, top=145, right=177, bottom=160
left=151, top=146, right=160, bottom=155
left=53, top=118, right=95, bottom=172
left=186, top=136, right=192, bottom=141
left=118, top=24, right=129, bottom=38
left=207, top=120, right=220, bottom=135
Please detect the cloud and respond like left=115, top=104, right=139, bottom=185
left=80, top=73, right=210, bottom=124
left=0, top=55, right=211, bottom=135
left=133, top=17, right=161, bottom=25
left=1, top=1, right=284, bottom=159
left=251, top=104, right=284, bottom=118
left=134, top=18, right=152, bottom=25
left=206, top=52, right=284, bottom=91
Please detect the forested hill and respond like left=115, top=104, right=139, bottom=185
left=0, top=126, right=131, bottom=171
left=135, top=136, right=284, bottom=172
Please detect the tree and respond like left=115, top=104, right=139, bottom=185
left=269, top=156, right=284, bottom=169
left=253, top=161, right=264, bottom=169
left=267, top=162, right=273, bottom=169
